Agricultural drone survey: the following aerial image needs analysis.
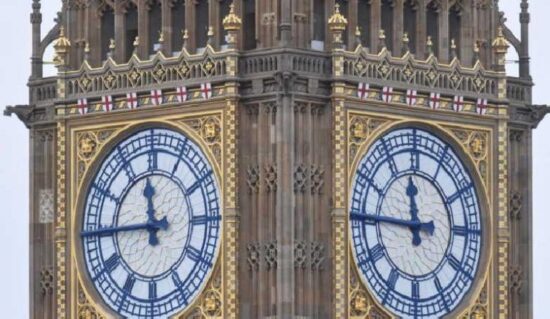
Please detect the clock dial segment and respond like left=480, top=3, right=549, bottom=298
left=350, top=128, right=482, bottom=318
left=81, top=128, right=221, bottom=319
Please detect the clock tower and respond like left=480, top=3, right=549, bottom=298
left=5, top=0, right=548, bottom=318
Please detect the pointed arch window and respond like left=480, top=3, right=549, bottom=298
left=404, top=0, right=417, bottom=53
left=100, top=3, right=115, bottom=60
left=125, top=2, right=138, bottom=60
left=426, top=0, right=440, bottom=56
left=358, top=0, right=371, bottom=47
left=172, top=0, right=186, bottom=53
left=313, top=0, right=326, bottom=44
left=195, top=0, right=209, bottom=50
left=148, top=0, right=162, bottom=55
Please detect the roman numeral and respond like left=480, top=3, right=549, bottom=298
left=387, top=269, right=399, bottom=290
left=171, top=271, right=182, bottom=288
left=453, top=225, right=481, bottom=237
left=148, top=151, right=158, bottom=171
left=122, top=275, right=136, bottom=295
left=187, top=246, right=212, bottom=267
left=410, top=150, right=420, bottom=171
left=411, top=281, right=420, bottom=299
left=192, top=214, right=221, bottom=225
left=446, top=183, right=474, bottom=205
left=185, top=171, right=213, bottom=195
left=104, top=254, right=120, bottom=273
left=434, top=277, right=450, bottom=311
left=149, top=281, right=157, bottom=299
left=369, top=244, right=385, bottom=263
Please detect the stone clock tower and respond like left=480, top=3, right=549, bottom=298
left=5, top=0, right=548, bottom=318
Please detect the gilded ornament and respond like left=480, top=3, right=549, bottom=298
left=222, top=3, right=242, bottom=31
left=203, top=121, right=219, bottom=141
left=328, top=4, right=348, bottom=32
left=78, top=134, right=97, bottom=159
left=351, top=291, right=371, bottom=315
left=351, top=121, right=368, bottom=139
left=470, top=135, right=485, bottom=158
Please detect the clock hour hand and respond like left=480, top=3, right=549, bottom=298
left=351, top=213, right=435, bottom=235
left=80, top=217, right=169, bottom=238
left=143, top=178, right=170, bottom=246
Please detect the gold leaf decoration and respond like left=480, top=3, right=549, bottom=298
left=448, top=128, right=490, bottom=188
left=348, top=114, right=392, bottom=168
left=77, top=281, right=105, bottom=319
left=75, top=129, right=117, bottom=185
left=180, top=115, right=223, bottom=166
left=349, top=266, right=391, bottom=319
left=176, top=266, right=223, bottom=319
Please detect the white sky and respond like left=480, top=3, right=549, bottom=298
left=0, top=1, right=548, bottom=318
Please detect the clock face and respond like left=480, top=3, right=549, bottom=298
left=350, top=127, right=482, bottom=318
left=81, top=127, right=221, bottom=319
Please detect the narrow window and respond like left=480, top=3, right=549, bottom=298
left=449, top=4, right=461, bottom=58
left=149, top=1, right=162, bottom=55
left=172, top=0, right=186, bottom=52
left=195, top=0, right=209, bottom=50
left=358, top=0, right=371, bottom=47
left=100, top=5, right=115, bottom=60
left=426, top=1, right=439, bottom=56
left=125, top=3, right=138, bottom=60
left=381, top=0, right=393, bottom=51
left=243, top=0, right=257, bottom=49
left=404, top=0, right=417, bottom=53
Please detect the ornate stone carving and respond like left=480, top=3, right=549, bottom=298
left=77, top=281, right=104, bottom=319
left=247, top=242, right=261, bottom=271
left=459, top=280, right=488, bottom=318
left=39, top=266, right=54, bottom=295
left=246, top=165, right=260, bottom=194
left=510, top=265, right=524, bottom=295
left=264, top=240, right=278, bottom=270
left=294, top=164, right=308, bottom=193
left=264, top=164, right=278, bottom=193
left=75, top=129, right=117, bottom=184
left=310, top=164, right=325, bottom=195
left=510, top=191, right=523, bottom=220
left=180, top=114, right=222, bottom=165
left=509, top=129, right=524, bottom=142
left=448, top=128, right=490, bottom=187
left=348, top=114, right=391, bottom=166
left=39, top=188, right=55, bottom=224
left=176, top=267, right=223, bottom=318
left=310, top=241, right=325, bottom=271
left=349, top=267, right=391, bottom=319
left=294, top=240, right=308, bottom=269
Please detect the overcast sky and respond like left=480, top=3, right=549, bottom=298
left=0, top=1, right=548, bottom=318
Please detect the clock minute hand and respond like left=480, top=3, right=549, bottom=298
left=80, top=217, right=169, bottom=237
left=351, top=213, right=435, bottom=235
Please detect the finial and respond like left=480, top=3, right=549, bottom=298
left=378, top=29, right=386, bottom=52
left=402, top=32, right=410, bottom=55
left=108, top=38, right=115, bottom=58
left=492, top=26, right=509, bottom=53
left=473, top=40, right=480, bottom=64
left=355, top=26, right=362, bottom=47
left=328, top=3, right=348, bottom=32
left=426, top=36, right=434, bottom=55
left=207, top=26, right=214, bottom=45
left=133, top=36, right=139, bottom=54
left=53, top=26, right=71, bottom=67
left=157, top=31, right=164, bottom=52
left=223, top=2, right=242, bottom=31
left=84, top=42, right=90, bottom=61
left=450, top=38, right=457, bottom=59
left=182, top=29, right=189, bottom=49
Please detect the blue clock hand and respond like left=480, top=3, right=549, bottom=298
left=81, top=218, right=169, bottom=237
left=143, top=178, right=169, bottom=246
left=407, top=176, right=425, bottom=246
left=351, top=213, right=435, bottom=235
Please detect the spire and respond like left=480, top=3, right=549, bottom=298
left=222, top=3, right=242, bottom=49
left=519, top=0, right=531, bottom=78
left=378, top=29, right=386, bottom=52
left=402, top=33, right=410, bottom=56
left=30, top=0, right=43, bottom=79
left=53, top=26, right=71, bottom=70
left=328, top=3, right=348, bottom=49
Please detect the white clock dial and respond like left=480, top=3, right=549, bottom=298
left=350, top=127, right=482, bottom=319
left=81, top=127, right=221, bottom=319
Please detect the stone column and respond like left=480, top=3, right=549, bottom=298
left=280, top=0, right=292, bottom=46
left=161, top=0, right=172, bottom=54
left=460, top=0, right=473, bottom=65
left=30, top=0, right=42, bottom=79
left=137, top=0, right=149, bottom=58
left=519, top=0, right=531, bottom=79
left=416, top=0, right=426, bottom=58
left=370, top=0, right=381, bottom=51
left=393, top=0, right=404, bottom=55
left=438, top=0, right=449, bottom=62
left=114, top=0, right=126, bottom=62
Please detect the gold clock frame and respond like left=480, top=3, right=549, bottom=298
left=334, top=105, right=506, bottom=319
left=55, top=98, right=240, bottom=318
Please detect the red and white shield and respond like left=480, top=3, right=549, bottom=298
left=201, top=83, right=212, bottom=99
left=101, top=95, right=114, bottom=112
left=406, top=89, right=417, bottom=106
left=357, top=82, right=371, bottom=100
left=453, top=96, right=464, bottom=112
left=381, top=86, right=393, bottom=103
left=476, top=98, right=488, bottom=115
left=77, top=98, right=88, bottom=115
left=151, top=89, right=163, bottom=106
left=126, top=92, right=139, bottom=109
left=429, top=92, right=441, bottom=109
